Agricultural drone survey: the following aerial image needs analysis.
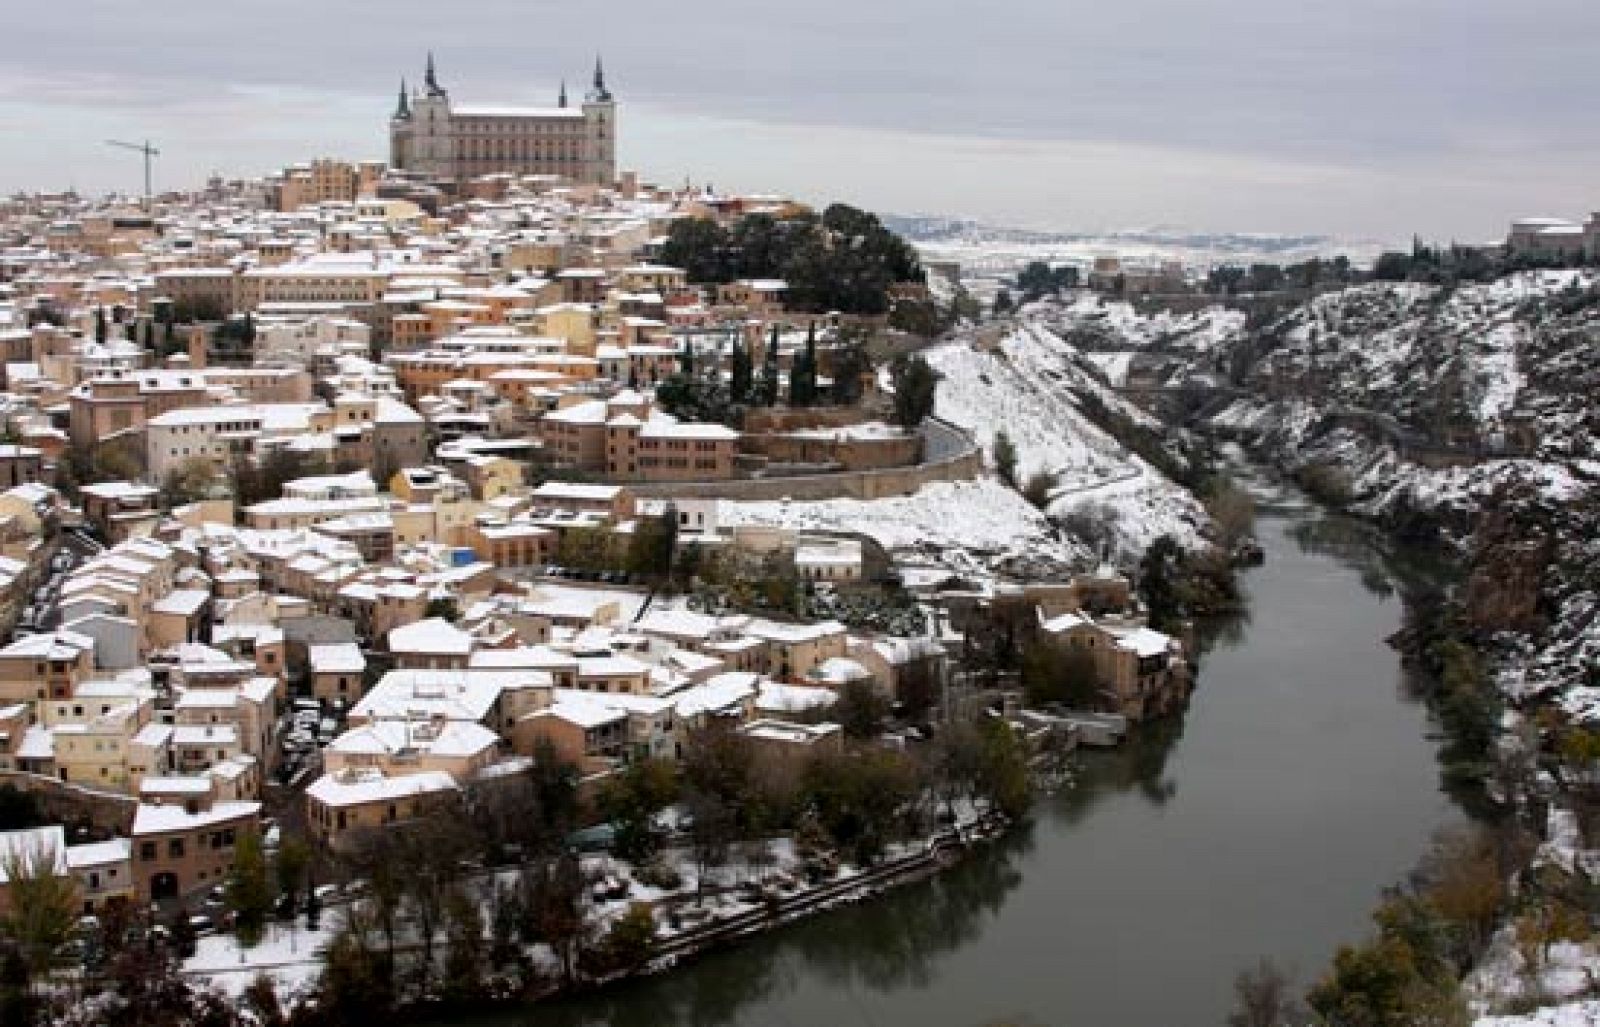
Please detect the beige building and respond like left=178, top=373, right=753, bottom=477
left=130, top=788, right=261, bottom=902
left=308, top=643, right=367, bottom=704
left=1037, top=612, right=1191, bottom=721
left=322, top=716, right=501, bottom=782
left=68, top=369, right=213, bottom=451
left=390, top=55, right=617, bottom=187
left=274, top=158, right=384, bottom=212
left=304, top=767, right=459, bottom=853
left=0, top=630, right=95, bottom=705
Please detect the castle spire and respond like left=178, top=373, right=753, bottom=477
left=395, top=78, right=410, bottom=118
left=590, top=55, right=612, bottom=102
left=425, top=51, right=442, bottom=96
left=559, top=79, right=568, bottom=108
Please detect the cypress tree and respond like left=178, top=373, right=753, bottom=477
left=760, top=325, right=780, bottom=406
left=801, top=322, right=818, bottom=405
left=730, top=337, right=752, bottom=403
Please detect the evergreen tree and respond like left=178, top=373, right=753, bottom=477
left=993, top=430, right=1018, bottom=488
left=678, top=340, right=695, bottom=377
left=226, top=830, right=273, bottom=947
left=93, top=306, right=107, bottom=345
left=801, top=322, right=818, bottom=402
left=888, top=354, right=939, bottom=428
left=759, top=325, right=781, bottom=406
left=788, top=323, right=818, bottom=407
left=1138, top=535, right=1185, bottom=634
left=729, top=337, right=752, bottom=404
left=828, top=339, right=873, bottom=405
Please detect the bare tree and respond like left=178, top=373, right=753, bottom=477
left=1, top=842, right=77, bottom=986
left=1228, top=958, right=1306, bottom=1027
left=685, top=789, right=735, bottom=901
left=395, top=812, right=474, bottom=991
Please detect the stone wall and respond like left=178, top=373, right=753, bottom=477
left=743, top=430, right=921, bottom=471
left=634, top=417, right=981, bottom=502
left=0, top=770, right=137, bottom=833
left=741, top=406, right=871, bottom=434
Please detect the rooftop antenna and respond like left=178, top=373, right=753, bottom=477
left=105, top=139, right=160, bottom=208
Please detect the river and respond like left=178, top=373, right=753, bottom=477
left=452, top=490, right=1465, bottom=1026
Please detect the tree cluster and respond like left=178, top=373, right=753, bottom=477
left=1014, top=260, right=1079, bottom=301
left=888, top=354, right=939, bottom=429
left=656, top=205, right=923, bottom=315
left=1307, top=826, right=1530, bottom=1026
left=1204, top=257, right=1357, bottom=296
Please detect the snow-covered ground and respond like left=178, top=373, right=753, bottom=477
left=720, top=478, right=1088, bottom=581
left=923, top=322, right=1209, bottom=558
left=893, top=217, right=1386, bottom=278
left=1028, top=293, right=1247, bottom=354
left=184, top=917, right=336, bottom=999
left=1478, top=1002, right=1600, bottom=1026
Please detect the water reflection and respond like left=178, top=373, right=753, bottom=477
left=440, top=498, right=1467, bottom=1027
left=1287, top=518, right=1397, bottom=599
left=1061, top=714, right=1186, bottom=815
left=787, top=827, right=1032, bottom=992
left=505, top=830, right=1034, bottom=1027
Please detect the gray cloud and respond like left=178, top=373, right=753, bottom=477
left=2, top=0, right=1596, bottom=239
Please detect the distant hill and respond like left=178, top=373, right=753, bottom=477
left=882, top=214, right=1388, bottom=271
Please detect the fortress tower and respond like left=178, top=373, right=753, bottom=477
left=389, top=53, right=617, bottom=186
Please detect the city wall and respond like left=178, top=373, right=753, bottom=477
left=634, top=417, right=981, bottom=502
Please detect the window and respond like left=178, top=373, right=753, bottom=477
left=167, top=838, right=184, bottom=859
left=140, top=842, right=156, bottom=862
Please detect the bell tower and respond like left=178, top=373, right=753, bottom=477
left=582, top=55, right=617, bottom=186
left=408, top=52, right=454, bottom=178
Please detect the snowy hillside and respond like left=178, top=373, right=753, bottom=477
left=1026, top=292, right=1247, bottom=355
left=1199, top=271, right=1599, bottom=716
left=719, top=478, right=1088, bottom=582
left=887, top=215, right=1386, bottom=274
left=924, top=322, right=1209, bottom=557
left=1219, top=270, right=1595, bottom=446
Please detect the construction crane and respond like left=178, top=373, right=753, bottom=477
left=105, top=139, right=160, bottom=206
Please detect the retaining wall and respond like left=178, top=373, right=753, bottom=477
left=633, top=417, right=981, bottom=503
left=0, top=770, right=138, bottom=833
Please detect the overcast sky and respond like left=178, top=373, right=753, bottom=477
left=2, top=0, right=1597, bottom=242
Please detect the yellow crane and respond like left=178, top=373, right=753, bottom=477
left=105, top=139, right=160, bottom=206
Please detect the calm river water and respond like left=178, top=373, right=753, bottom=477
left=453, top=492, right=1464, bottom=1026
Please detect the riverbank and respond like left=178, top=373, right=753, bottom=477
left=184, top=809, right=1015, bottom=1016
left=1213, top=445, right=1587, bottom=1021
left=445, top=504, right=1463, bottom=1027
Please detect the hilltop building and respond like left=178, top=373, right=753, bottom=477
left=389, top=53, right=617, bottom=186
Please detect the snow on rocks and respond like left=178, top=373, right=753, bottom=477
left=1477, top=1000, right=1600, bottom=1026
left=1029, top=292, right=1248, bottom=355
